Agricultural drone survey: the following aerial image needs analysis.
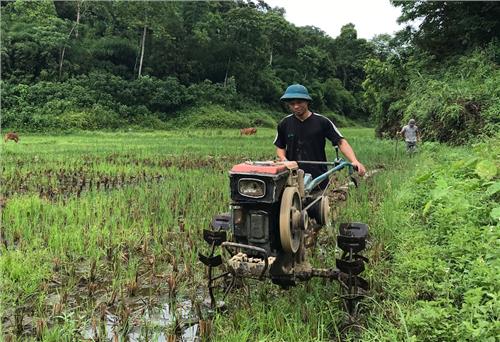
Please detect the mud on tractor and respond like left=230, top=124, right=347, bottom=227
left=199, top=158, right=369, bottom=316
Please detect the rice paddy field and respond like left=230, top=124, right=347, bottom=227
left=1, top=128, right=498, bottom=341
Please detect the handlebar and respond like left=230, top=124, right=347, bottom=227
left=301, top=160, right=356, bottom=193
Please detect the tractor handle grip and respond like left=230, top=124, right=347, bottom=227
left=305, top=161, right=354, bottom=192
left=350, top=164, right=359, bottom=176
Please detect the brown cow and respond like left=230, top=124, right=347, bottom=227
left=4, top=132, right=19, bottom=143
left=240, top=127, right=257, bottom=136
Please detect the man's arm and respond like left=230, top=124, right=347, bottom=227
left=276, top=147, right=287, bottom=161
left=399, top=126, right=406, bottom=139
left=338, top=139, right=366, bottom=177
left=274, top=121, right=287, bottom=161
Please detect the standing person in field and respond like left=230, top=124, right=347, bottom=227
left=399, top=118, right=420, bottom=152
left=274, top=84, right=366, bottom=190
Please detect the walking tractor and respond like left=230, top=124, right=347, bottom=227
left=199, top=157, right=369, bottom=316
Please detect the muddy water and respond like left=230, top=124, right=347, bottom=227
left=82, top=299, right=202, bottom=341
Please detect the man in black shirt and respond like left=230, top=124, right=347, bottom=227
left=274, top=84, right=366, bottom=190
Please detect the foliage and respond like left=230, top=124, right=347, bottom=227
left=320, top=111, right=360, bottom=128
left=1, top=73, right=188, bottom=130
left=358, top=136, right=500, bottom=341
left=334, top=23, right=374, bottom=93
left=1, top=0, right=498, bottom=138
left=401, top=50, right=500, bottom=144
left=1, top=0, right=376, bottom=131
left=364, top=46, right=500, bottom=143
left=168, top=105, right=277, bottom=129
left=1, top=0, right=67, bottom=83
left=1, top=73, right=280, bottom=131
left=185, top=77, right=240, bottom=108
left=323, top=77, right=358, bottom=117
left=363, top=2, right=500, bottom=144
left=393, top=1, right=500, bottom=59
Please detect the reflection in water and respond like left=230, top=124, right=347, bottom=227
left=83, top=299, right=201, bottom=341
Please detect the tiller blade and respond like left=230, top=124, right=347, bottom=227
left=336, top=222, right=370, bottom=317
left=199, top=216, right=232, bottom=309
left=336, top=258, right=365, bottom=275
left=203, top=229, right=227, bottom=246
left=211, top=214, right=231, bottom=230
left=198, top=253, right=223, bottom=267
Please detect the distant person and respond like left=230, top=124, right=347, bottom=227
left=399, top=119, right=420, bottom=152
left=274, top=84, right=366, bottom=190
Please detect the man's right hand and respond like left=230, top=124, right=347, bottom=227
left=276, top=147, right=287, bottom=162
left=351, top=160, right=366, bottom=177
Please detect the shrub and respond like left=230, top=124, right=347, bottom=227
left=60, top=105, right=126, bottom=129
left=386, top=137, right=500, bottom=341
left=367, top=47, right=500, bottom=144
left=168, top=105, right=276, bottom=129
left=321, top=111, right=360, bottom=127
left=323, top=77, right=357, bottom=116
left=186, top=78, right=239, bottom=107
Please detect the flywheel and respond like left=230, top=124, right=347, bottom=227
left=319, top=196, right=330, bottom=226
left=279, top=187, right=302, bottom=253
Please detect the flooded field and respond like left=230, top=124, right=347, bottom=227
left=1, top=128, right=401, bottom=341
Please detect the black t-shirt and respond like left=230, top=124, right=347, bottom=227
left=274, top=113, right=344, bottom=188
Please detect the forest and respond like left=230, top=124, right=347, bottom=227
left=1, top=0, right=498, bottom=143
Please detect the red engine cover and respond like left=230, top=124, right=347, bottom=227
left=230, top=161, right=298, bottom=174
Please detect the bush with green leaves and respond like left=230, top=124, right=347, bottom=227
left=168, top=105, right=277, bottom=129
left=186, top=77, right=241, bottom=108
left=323, top=77, right=358, bottom=116
left=374, top=136, right=500, bottom=341
left=402, top=50, right=500, bottom=144
left=365, top=46, right=500, bottom=144
left=1, top=73, right=285, bottom=131
left=321, top=111, right=360, bottom=128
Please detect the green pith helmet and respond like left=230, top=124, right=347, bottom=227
left=280, top=84, right=312, bottom=101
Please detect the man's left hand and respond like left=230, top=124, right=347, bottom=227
left=351, top=161, right=366, bottom=177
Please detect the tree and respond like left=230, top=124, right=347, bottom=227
left=392, top=0, right=500, bottom=59
left=262, top=10, right=297, bottom=67
left=58, top=0, right=88, bottom=79
left=1, top=0, right=67, bottom=82
left=109, top=2, right=182, bottom=79
left=219, top=7, right=268, bottom=96
left=297, top=46, right=328, bottom=81
left=333, top=24, right=374, bottom=92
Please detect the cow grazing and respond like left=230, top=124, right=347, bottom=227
left=4, top=132, right=19, bottom=143
left=240, top=127, right=257, bottom=136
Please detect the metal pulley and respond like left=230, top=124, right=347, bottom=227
left=279, top=187, right=303, bottom=253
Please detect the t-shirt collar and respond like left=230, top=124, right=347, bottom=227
left=293, top=111, right=313, bottom=122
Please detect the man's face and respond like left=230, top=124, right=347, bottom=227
left=287, top=99, right=309, bottom=118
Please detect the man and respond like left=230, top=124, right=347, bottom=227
left=274, top=84, right=366, bottom=190
left=399, top=119, right=420, bottom=152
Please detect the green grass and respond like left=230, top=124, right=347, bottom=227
left=1, top=129, right=497, bottom=340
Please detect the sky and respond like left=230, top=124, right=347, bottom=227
left=264, top=0, right=404, bottom=40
